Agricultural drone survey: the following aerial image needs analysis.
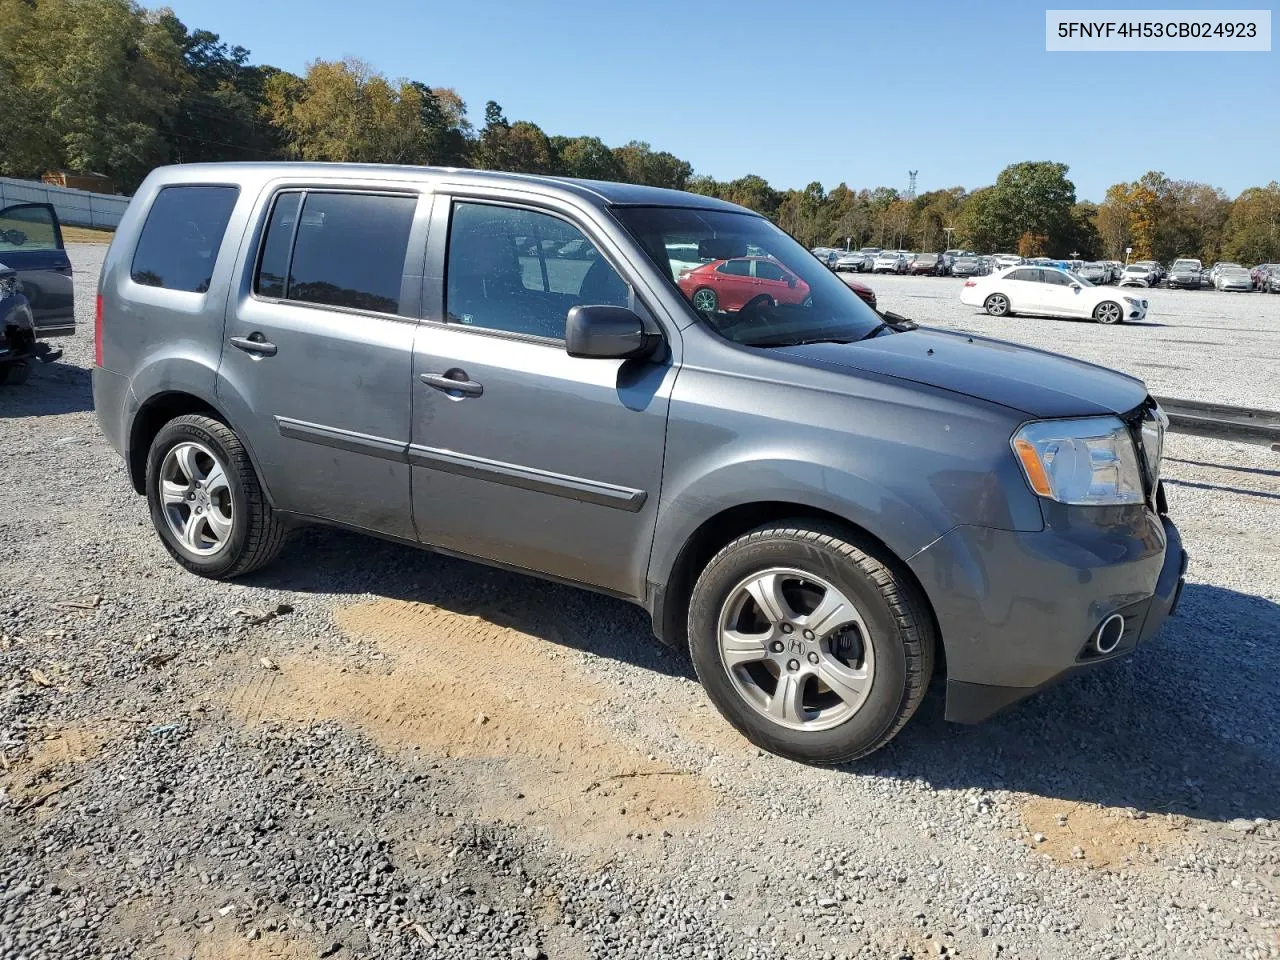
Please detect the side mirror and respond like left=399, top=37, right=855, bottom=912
left=565, top=305, right=657, bottom=360
left=1071, top=284, right=1081, bottom=291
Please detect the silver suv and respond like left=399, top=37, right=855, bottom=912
left=93, top=164, right=1187, bottom=762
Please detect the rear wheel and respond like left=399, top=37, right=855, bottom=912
left=983, top=293, right=1011, bottom=317
left=1093, top=300, right=1124, bottom=324
left=691, top=287, right=718, bottom=312
left=687, top=522, right=936, bottom=764
left=146, top=414, right=287, bottom=579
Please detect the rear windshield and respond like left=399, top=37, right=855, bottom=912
left=131, top=185, right=239, bottom=293
left=613, top=206, right=881, bottom=347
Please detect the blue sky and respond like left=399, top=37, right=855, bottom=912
left=161, top=0, right=1276, bottom=200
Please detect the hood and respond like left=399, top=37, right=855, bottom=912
left=771, top=327, right=1148, bottom=419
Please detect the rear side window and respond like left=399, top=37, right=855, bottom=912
left=255, top=191, right=417, bottom=315
left=131, top=186, right=239, bottom=292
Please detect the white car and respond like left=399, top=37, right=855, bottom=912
left=1119, top=264, right=1153, bottom=287
left=991, top=253, right=1023, bottom=271
left=872, top=251, right=904, bottom=274
left=960, top=265, right=1148, bottom=325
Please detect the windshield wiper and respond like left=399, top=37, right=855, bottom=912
left=741, top=336, right=855, bottom=348
left=858, top=312, right=920, bottom=341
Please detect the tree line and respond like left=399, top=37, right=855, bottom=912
left=3, top=0, right=1277, bottom=265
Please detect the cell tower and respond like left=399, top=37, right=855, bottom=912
left=907, top=170, right=918, bottom=201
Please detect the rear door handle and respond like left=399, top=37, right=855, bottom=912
left=420, top=372, right=483, bottom=397
left=229, top=335, right=277, bottom=357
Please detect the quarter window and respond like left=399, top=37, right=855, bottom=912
left=446, top=202, right=629, bottom=339
left=131, top=185, right=239, bottom=292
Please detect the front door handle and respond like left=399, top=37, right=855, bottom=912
left=229, top=334, right=277, bottom=357
left=420, top=371, right=483, bottom=397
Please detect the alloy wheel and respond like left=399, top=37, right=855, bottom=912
left=158, top=441, right=234, bottom=556
left=716, top=567, right=875, bottom=732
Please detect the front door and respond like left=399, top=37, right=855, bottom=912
left=217, top=187, right=428, bottom=540
left=409, top=197, right=674, bottom=597
left=0, top=203, right=74, bottom=335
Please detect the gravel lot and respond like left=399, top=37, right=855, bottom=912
left=1, top=244, right=1277, bottom=960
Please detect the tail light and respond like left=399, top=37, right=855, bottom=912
left=963, top=280, right=977, bottom=287
left=94, top=294, right=103, bottom=367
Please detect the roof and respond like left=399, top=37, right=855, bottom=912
left=148, top=162, right=752, bottom=214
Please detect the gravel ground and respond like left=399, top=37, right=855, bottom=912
left=1, top=244, right=1277, bottom=960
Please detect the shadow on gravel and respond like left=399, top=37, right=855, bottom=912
left=248, top=526, right=695, bottom=682
left=877, top=583, right=1280, bottom=823
left=0, top=361, right=93, bottom=416
left=252, top=528, right=1279, bottom=822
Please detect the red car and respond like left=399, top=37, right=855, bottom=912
left=843, top=276, right=877, bottom=310
left=677, top=256, right=810, bottom=313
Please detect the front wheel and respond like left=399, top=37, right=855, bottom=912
left=687, top=522, right=936, bottom=764
left=984, top=293, right=1011, bottom=317
left=0, top=361, right=31, bottom=386
left=146, top=414, right=287, bottom=578
left=1093, top=301, right=1124, bottom=324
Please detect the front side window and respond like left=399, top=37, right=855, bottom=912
left=754, top=260, right=788, bottom=282
left=615, top=206, right=881, bottom=347
left=131, top=185, right=239, bottom=292
left=1042, top=270, right=1073, bottom=286
left=0, top=204, right=61, bottom=252
left=446, top=202, right=630, bottom=340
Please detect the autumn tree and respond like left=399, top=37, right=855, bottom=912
left=1222, top=182, right=1280, bottom=263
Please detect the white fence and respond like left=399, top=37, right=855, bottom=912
left=0, top=176, right=130, bottom=230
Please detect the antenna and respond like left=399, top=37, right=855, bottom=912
left=907, top=170, right=918, bottom=201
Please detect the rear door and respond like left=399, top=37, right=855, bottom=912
left=217, top=185, right=429, bottom=540
left=0, top=203, right=74, bottom=336
left=1001, top=268, right=1043, bottom=312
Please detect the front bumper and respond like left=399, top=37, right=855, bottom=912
left=909, top=511, right=1187, bottom=724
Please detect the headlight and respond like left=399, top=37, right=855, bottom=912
left=1012, top=416, right=1144, bottom=505
left=1123, top=296, right=1141, bottom=306
left=1139, top=405, right=1167, bottom=485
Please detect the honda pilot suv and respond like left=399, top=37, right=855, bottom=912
left=93, top=164, right=1187, bottom=763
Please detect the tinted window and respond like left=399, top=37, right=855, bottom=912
left=719, top=259, right=751, bottom=276
left=131, top=186, right=239, bottom=292
left=254, top=193, right=301, bottom=299
left=1007, top=268, right=1039, bottom=283
left=754, top=260, right=787, bottom=281
left=0, top=204, right=60, bottom=252
left=446, top=202, right=629, bottom=339
left=284, top=192, right=416, bottom=315
left=1042, top=270, right=1072, bottom=286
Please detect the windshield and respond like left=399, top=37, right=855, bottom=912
left=1172, top=260, right=1200, bottom=270
left=613, top=206, right=883, bottom=346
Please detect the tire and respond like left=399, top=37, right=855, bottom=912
left=691, top=287, right=718, bottom=313
left=1093, top=300, right=1124, bottom=325
left=983, top=293, right=1011, bottom=317
left=145, top=414, right=287, bottom=579
left=687, top=521, right=936, bottom=764
left=0, top=360, right=31, bottom=385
